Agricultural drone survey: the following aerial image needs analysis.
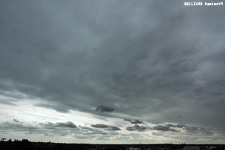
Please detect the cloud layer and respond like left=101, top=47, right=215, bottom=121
left=0, top=0, right=225, bottom=143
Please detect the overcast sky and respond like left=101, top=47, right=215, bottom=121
left=0, top=0, right=225, bottom=144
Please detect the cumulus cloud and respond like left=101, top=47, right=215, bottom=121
left=152, top=125, right=178, bottom=132
left=126, top=125, right=146, bottom=132
left=0, top=120, right=109, bottom=138
left=91, top=124, right=109, bottom=128
left=79, top=126, right=109, bottom=136
left=152, top=123, right=214, bottom=135
left=183, top=126, right=214, bottom=135
left=0, top=120, right=78, bottom=136
left=40, top=121, right=77, bottom=129
left=0, top=121, right=39, bottom=134
left=91, top=124, right=120, bottom=131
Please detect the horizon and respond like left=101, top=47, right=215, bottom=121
left=0, top=0, right=225, bottom=144
left=1, top=138, right=225, bottom=145
left=1, top=139, right=225, bottom=150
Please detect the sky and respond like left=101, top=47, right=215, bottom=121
left=0, top=0, right=225, bottom=144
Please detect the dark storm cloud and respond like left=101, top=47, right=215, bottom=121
left=124, top=119, right=142, bottom=124
left=0, top=0, right=225, bottom=137
left=95, top=105, right=114, bottom=112
left=126, top=125, right=146, bottom=132
left=91, top=124, right=120, bottom=131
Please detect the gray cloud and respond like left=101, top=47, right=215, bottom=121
left=126, top=125, right=146, bottom=132
left=0, top=121, right=40, bottom=135
left=91, top=124, right=120, bottom=131
left=77, top=126, right=122, bottom=141
left=167, top=123, right=186, bottom=128
left=184, top=126, right=214, bottom=135
left=91, top=124, right=108, bottom=128
left=0, top=96, right=17, bottom=106
left=0, top=120, right=104, bottom=138
left=79, top=126, right=108, bottom=136
left=0, top=100, right=17, bottom=106
left=152, top=123, right=214, bottom=135
left=13, top=119, right=20, bottom=122
left=0, top=121, right=77, bottom=136
left=152, top=132, right=163, bottom=136
left=0, top=120, right=221, bottom=142
left=35, top=103, right=71, bottom=113
left=40, top=121, right=77, bottom=129
left=124, top=119, right=142, bottom=124
left=2, top=122, right=36, bottom=130
left=0, top=0, right=225, bottom=143
left=109, top=126, right=121, bottom=131
left=152, top=125, right=178, bottom=132
left=95, top=105, right=114, bottom=112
